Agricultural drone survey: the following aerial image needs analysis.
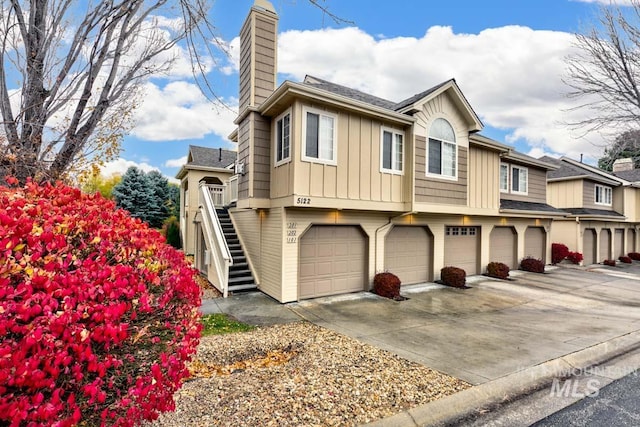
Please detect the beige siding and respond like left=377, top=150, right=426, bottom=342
left=468, top=145, right=499, bottom=210
left=547, top=180, right=583, bottom=208
left=501, top=165, right=547, bottom=204
left=291, top=101, right=407, bottom=204
left=583, top=181, right=598, bottom=209
left=230, top=209, right=261, bottom=283
left=252, top=113, right=271, bottom=199
left=237, top=119, right=250, bottom=200
left=415, top=139, right=468, bottom=205
left=238, top=18, right=252, bottom=111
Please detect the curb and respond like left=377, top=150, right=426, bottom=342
left=363, top=330, right=640, bottom=427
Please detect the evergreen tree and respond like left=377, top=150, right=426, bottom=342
left=146, top=170, right=170, bottom=228
left=112, top=167, right=155, bottom=223
left=167, top=184, right=180, bottom=218
left=598, top=129, right=640, bottom=172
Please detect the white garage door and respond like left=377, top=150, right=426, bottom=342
left=385, top=226, right=432, bottom=285
left=444, top=226, right=479, bottom=275
left=583, top=229, right=596, bottom=265
left=600, top=229, right=611, bottom=261
left=490, top=227, right=517, bottom=269
left=299, top=225, right=367, bottom=300
left=615, top=229, right=625, bottom=258
left=524, top=227, right=546, bottom=262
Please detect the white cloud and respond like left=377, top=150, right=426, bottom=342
left=132, top=81, right=237, bottom=141
left=274, top=25, right=611, bottom=161
left=101, top=158, right=179, bottom=184
left=571, top=0, right=634, bottom=5
left=165, top=155, right=187, bottom=168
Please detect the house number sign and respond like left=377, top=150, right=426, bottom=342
left=286, top=222, right=297, bottom=243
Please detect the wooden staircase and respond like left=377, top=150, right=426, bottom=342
left=216, top=208, right=257, bottom=292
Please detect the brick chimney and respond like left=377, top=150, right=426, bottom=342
left=239, top=0, right=278, bottom=111
left=235, top=0, right=278, bottom=204
left=613, top=158, right=634, bottom=172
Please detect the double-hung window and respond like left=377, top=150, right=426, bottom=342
left=275, top=111, right=291, bottom=165
left=302, top=107, right=337, bottom=165
left=511, top=166, right=528, bottom=195
left=381, top=128, right=404, bottom=174
left=595, top=184, right=612, bottom=206
left=500, top=163, right=509, bottom=192
left=427, top=118, right=456, bottom=179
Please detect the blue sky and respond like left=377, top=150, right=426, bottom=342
left=109, top=0, right=623, bottom=181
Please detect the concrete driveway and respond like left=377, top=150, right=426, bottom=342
left=289, top=265, right=640, bottom=385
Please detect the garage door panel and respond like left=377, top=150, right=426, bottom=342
left=444, top=226, right=479, bottom=275
left=490, top=227, right=517, bottom=269
left=583, top=229, right=596, bottom=265
left=615, top=229, right=624, bottom=258
left=385, top=226, right=432, bottom=285
left=299, top=225, right=367, bottom=299
left=524, top=227, right=545, bottom=262
left=600, top=229, right=611, bottom=261
left=629, top=229, right=636, bottom=253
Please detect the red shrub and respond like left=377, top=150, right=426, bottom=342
left=0, top=179, right=201, bottom=426
left=441, top=266, right=466, bottom=288
left=603, top=259, right=616, bottom=266
left=629, top=252, right=640, bottom=261
left=566, top=251, right=584, bottom=264
left=551, top=243, right=570, bottom=264
left=487, top=262, right=510, bottom=280
left=619, top=256, right=632, bottom=264
left=373, top=272, right=402, bottom=299
left=520, top=257, right=545, bottom=273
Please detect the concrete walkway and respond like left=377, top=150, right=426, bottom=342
left=289, top=267, right=640, bottom=385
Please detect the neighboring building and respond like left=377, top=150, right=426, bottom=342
left=176, top=145, right=236, bottom=254
left=544, top=156, right=639, bottom=265
left=172, top=0, right=563, bottom=303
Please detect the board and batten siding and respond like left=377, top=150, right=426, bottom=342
left=501, top=165, right=547, bottom=204
left=252, top=112, right=272, bottom=199
left=415, top=137, right=467, bottom=205
left=237, top=119, right=251, bottom=200
left=547, top=180, right=583, bottom=209
left=287, top=101, right=407, bottom=203
left=468, top=145, right=500, bottom=210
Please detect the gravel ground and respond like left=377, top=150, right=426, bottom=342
left=147, top=322, right=469, bottom=426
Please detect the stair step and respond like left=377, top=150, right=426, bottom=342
left=228, top=283, right=257, bottom=292
left=228, top=275, right=255, bottom=286
left=230, top=262, right=249, bottom=271
left=233, top=256, right=247, bottom=264
left=227, top=241, right=240, bottom=247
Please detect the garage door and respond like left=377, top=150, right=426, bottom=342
left=524, top=227, right=546, bottom=262
left=385, top=226, right=432, bottom=285
left=600, top=229, right=611, bottom=261
left=299, top=225, right=367, bottom=299
left=490, top=227, right=517, bottom=269
left=583, top=229, right=596, bottom=265
left=615, top=229, right=625, bottom=258
left=444, top=226, right=479, bottom=275
left=628, top=229, right=636, bottom=254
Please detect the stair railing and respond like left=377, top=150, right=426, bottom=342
left=199, top=183, right=233, bottom=298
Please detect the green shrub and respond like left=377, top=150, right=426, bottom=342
left=487, top=262, right=510, bottom=279
left=163, top=215, right=182, bottom=249
left=373, top=272, right=402, bottom=299
left=441, top=266, right=466, bottom=288
left=520, top=257, right=545, bottom=273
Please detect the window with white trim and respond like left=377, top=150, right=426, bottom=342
left=511, top=166, right=528, bottom=195
left=275, top=111, right=291, bottom=165
left=500, top=163, right=508, bottom=192
left=427, top=118, right=457, bottom=179
left=302, top=107, right=337, bottom=165
left=381, top=128, right=404, bottom=174
left=595, top=184, right=612, bottom=206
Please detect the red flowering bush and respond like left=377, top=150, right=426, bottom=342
left=603, top=259, right=616, bottom=267
left=373, top=272, right=401, bottom=299
left=551, top=243, right=570, bottom=265
left=629, top=252, right=640, bottom=261
left=487, top=262, right=510, bottom=280
left=566, top=251, right=584, bottom=265
left=0, top=178, right=201, bottom=426
left=619, top=256, right=632, bottom=264
left=520, top=257, right=545, bottom=273
left=440, top=266, right=466, bottom=288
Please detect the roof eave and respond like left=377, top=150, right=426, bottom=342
left=499, top=208, right=567, bottom=218
left=469, top=134, right=510, bottom=153
left=561, top=157, right=628, bottom=186
left=502, top=152, right=558, bottom=170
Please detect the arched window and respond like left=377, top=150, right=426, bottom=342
left=428, top=118, right=456, bottom=178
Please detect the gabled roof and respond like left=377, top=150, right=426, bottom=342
left=562, top=208, right=625, bottom=219
left=540, top=156, right=621, bottom=186
left=187, top=145, right=236, bottom=169
left=302, top=76, right=396, bottom=110
left=612, top=168, right=640, bottom=182
left=393, top=80, right=453, bottom=111
left=500, top=199, right=566, bottom=216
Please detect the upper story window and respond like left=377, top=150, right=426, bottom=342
left=275, top=110, right=291, bottom=166
left=381, top=128, right=404, bottom=174
left=427, top=118, right=456, bottom=179
left=302, top=107, right=337, bottom=165
left=595, top=184, right=612, bottom=206
left=511, top=165, right=528, bottom=195
left=500, top=163, right=508, bottom=192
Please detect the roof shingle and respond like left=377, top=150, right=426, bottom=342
left=188, top=145, right=236, bottom=169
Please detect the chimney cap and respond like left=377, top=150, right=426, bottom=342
left=253, top=0, right=276, bottom=14
left=613, top=157, right=634, bottom=173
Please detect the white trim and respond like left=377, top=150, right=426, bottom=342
left=380, top=127, right=405, bottom=175
left=301, top=106, right=338, bottom=166
left=511, top=165, right=528, bottom=195
left=500, top=163, right=509, bottom=193
left=426, top=118, right=458, bottom=181
left=274, top=108, right=292, bottom=167
left=594, top=184, right=613, bottom=206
